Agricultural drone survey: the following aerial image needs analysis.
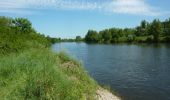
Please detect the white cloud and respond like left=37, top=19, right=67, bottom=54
left=0, top=0, right=166, bottom=16
left=105, top=0, right=160, bottom=16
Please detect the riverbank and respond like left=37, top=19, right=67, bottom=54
left=0, top=48, right=120, bottom=100
left=0, top=16, right=121, bottom=100
left=97, top=88, right=121, bottom=100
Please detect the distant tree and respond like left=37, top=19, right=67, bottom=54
left=166, top=19, right=170, bottom=36
left=109, top=28, right=120, bottom=42
left=83, top=17, right=170, bottom=43
left=135, top=26, right=142, bottom=36
left=141, top=20, right=147, bottom=29
left=85, top=30, right=99, bottom=43
left=75, top=36, right=82, bottom=41
left=135, top=20, right=148, bottom=36
left=99, top=29, right=112, bottom=43
left=117, top=29, right=125, bottom=37
left=146, top=22, right=151, bottom=35
left=163, top=18, right=170, bottom=36
left=149, top=19, right=162, bottom=42
left=124, top=28, right=135, bottom=36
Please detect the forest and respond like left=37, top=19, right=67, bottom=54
left=85, top=18, right=170, bottom=43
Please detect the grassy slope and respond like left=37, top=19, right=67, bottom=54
left=0, top=48, right=97, bottom=100
left=1, top=16, right=119, bottom=100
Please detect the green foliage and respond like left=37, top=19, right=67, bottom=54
left=61, top=38, right=76, bottom=42
left=13, top=18, right=34, bottom=33
left=47, top=36, right=61, bottom=44
left=85, top=30, right=99, bottom=43
left=127, top=35, right=135, bottom=42
left=141, top=20, right=147, bottom=29
left=75, top=36, right=83, bottom=42
left=148, top=19, right=162, bottom=42
left=85, top=18, right=170, bottom=43
left=85, top=28, right=136, bottom=43
left=0, top=49, right=97, bottom=99
left=162, top=18, right=170, bottom=36
left=0, top=16, right=51, bottom=55
left=99, top=29, right=112, bottom=43
left=146, top=36, right=154, bottom=43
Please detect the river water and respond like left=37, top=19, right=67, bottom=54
left=52, top=42, right=170, bottom=100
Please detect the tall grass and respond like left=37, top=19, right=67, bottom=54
left=0, top=48, right=97, bottom=100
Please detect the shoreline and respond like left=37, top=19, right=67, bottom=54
left=96, top=88, right=121, bottom=100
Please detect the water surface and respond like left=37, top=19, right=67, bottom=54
left=52, top=42, right=170, bottom=100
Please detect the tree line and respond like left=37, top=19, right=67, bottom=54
left=84, top=18, right=170, bottom=43
left=46, top=36, right=84, bottom=43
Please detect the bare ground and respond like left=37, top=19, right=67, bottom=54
left=96, top=88, right=121, bottom=100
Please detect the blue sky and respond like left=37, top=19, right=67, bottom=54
left=0, top=0, right=170, bottom=38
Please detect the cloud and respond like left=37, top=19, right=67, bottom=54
left=105, top=0, right=160, bottom=16
left=0, top=0, right=166, bottom=16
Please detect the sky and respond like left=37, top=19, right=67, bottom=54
left=0, top=0, right=170, bottom=38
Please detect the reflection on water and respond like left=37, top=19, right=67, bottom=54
left=52, top=42, right=170, bottom=100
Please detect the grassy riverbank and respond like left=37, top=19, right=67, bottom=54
left=0, top=16, right=121, bottom=100
left=0, top=48, right=98, bottom=99
left=0, top=16, right=98, bottom=99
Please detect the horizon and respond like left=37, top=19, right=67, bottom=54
left=0, top=0, right=170, bottom=38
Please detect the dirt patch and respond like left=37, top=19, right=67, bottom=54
left=68, top=76, right=78, bottom=81
left=96, top=88, right=121, bottom=100
left=61, top=61, right=77, bottom=69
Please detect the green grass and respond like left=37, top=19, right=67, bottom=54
left=134, top=36, right=148, bottom=42
left=0, top=48, right=97, bottom=100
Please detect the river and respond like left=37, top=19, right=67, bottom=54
left=52, top=42, right=170, bottom=100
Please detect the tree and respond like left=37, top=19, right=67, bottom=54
left=84, top=18, right=170, bottom=43
left=163, top=18, right=170, bottom=36
left=0, top=16, right=51, bottom=54
left=85, top=30, right=99, bottom=43
left=141, top=20, right=147, bottom=29
left=13, top=18, right=33, bottom=33
left=135, top=26, right=142, bottom=36
left=109, top=28, right=121, bottom=42
left=149, top=19, right=162, bottom=42
left=135, top=20, right=148, bottom=36
left=75, top=36, right=82, bottom=41
left=99, top=29, right=112, bottom=43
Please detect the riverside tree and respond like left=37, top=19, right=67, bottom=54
left=85, top=30, right=99, bottom=43
left=149, top=19, right=162, bottom=42
left=84, top=18, right=170, bottom=43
